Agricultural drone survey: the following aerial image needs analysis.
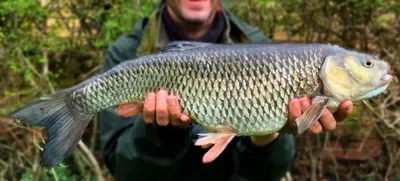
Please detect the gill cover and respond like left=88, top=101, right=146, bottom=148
left=319, top=54, right=354, bottom=100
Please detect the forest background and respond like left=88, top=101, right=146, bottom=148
left=0, top=0, right=399, bottom=181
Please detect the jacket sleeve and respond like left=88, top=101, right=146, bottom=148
left=98, top=25, right=193, bottom=181
left=234, top=134, right=297, bottom=181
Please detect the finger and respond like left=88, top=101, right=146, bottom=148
left=156, top=90, right=169, bottom=126
left=180, top=113, right=191, bottom=124
left=286, top=98, right=301, bottom=134
left=298, top=96, right=311, bottom=113
left=143, top=93, right=156, bottom=124
left=288, top=98, right=302, bottom=123
left=334, top=100, right=353, bottom=122
left=318, top=109, right=336, bottom=131
left=168, top=95, right=181, bottom=126
left=307, top=121, right=323, bottom=134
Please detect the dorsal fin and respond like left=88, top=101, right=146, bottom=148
left=160, top=41, right=213, bottom=53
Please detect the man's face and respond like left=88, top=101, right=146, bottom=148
left=166, top=0, right=221, bottom=24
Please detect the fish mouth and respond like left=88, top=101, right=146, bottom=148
left=379, top=65, right=393, bottom=87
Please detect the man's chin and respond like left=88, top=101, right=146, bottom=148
left=180, top=10, right=213, bottom=23
left=182, top=18, right=207, bottom=24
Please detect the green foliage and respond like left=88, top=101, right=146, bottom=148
left=343, top=107, right=363, bottom=132
left=0, top=0, right=160, bottom=93
left=0, top=0, right=159, bottom=180
left=20, top=165, right=78, bottom=181
left=1, top=0, right=399, bottom=181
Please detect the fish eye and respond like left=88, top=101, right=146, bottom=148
left=363, top=59, right=374, bottom=68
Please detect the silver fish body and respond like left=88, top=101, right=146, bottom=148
left=72, top=43, right=344, bottom=135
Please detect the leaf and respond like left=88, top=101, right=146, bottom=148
left=39, top=96, right=51, bottom=100
left=38, top=57, right=45, bottom=63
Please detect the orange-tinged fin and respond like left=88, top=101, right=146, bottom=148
left=116, top=103, right=143, bottom=117
left=195, top=133, right=219, bottom=145
left=202, top=134, right=235, bottom=163
left=194, top=132, right=236, bottom=163
left=201, top=143, right=213, bottom=149
left=295, top=96, right=329, bottom=134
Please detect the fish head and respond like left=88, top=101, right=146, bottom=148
left=320, top=51, right=393, bottom=101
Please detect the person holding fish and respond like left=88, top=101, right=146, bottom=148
left=14, top=0, right=393, bottom=181
left=97, top=0, right=354, bottom=181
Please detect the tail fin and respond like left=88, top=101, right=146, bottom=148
left=8, top=86, right=94, bottom=168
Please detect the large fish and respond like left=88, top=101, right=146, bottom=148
left=8, top=42, right=393, bottom=168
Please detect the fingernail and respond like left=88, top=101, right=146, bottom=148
left=180, top=113, right=190, bottom=122
left=147, top=95, right=155, bottom=101
left=170, top=98, right=177, bottom=106
left=300, top=99, right=307, bottom=107
left=345, top=106, right=352, bottom=112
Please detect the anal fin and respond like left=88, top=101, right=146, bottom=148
left=295, top=96, right=329, bottom=134
left=194, top=129, right=236, bottom=163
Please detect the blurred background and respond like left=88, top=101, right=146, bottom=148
left=0, top=0, right=399, bottom=180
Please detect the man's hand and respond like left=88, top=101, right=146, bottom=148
left=283, top=96, right=353, bottom=134
left=142, top=90, right=191, bottom=126
left=117, top=89, right=191, bottom=126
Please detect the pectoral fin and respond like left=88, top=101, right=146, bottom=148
left=116, top=103, right=143, bottom=117
left=194, top=128, right=236, bottom=163
left=295, top=96, right=329, bottom=134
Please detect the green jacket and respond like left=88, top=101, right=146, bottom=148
left=99, top=4, right=296, bottom=181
